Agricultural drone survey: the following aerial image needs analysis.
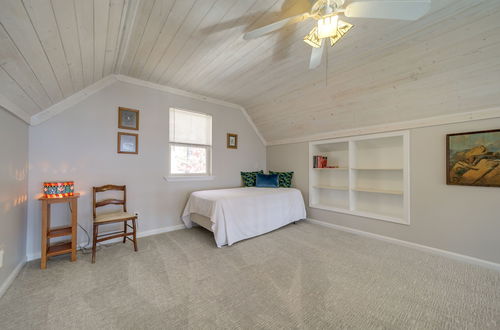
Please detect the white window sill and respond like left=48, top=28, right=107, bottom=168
left=164, top=175, right=215, bottom=182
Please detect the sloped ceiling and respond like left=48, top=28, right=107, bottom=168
left=0, top=0, right=499, bottom=144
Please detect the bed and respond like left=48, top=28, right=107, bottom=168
left=181, top=187, right=306, bottom=247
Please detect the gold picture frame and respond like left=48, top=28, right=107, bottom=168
left=227, top=133, right=238, bottom=149
left=117, top=132, right=138, bottom=154
left=118, top=107, right=140, bottom=130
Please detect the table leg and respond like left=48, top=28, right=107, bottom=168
left=70, top=199, right=77, bottom=261
left=41, top=201, right=48, bottom=269
left=46, top=204, right=51, bottom=252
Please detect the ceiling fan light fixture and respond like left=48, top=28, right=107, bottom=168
left=338, top=20, right=353, bottom=33
left=329, top=20, right=353, bottom=46
left=317, top=15, right=338, bottom=39
left=244, top=0, right=429, bottom=70
left=303, top=26, right=322, bottom=48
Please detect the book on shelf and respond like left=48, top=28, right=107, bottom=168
left=313, top=155, right=328, bottom=168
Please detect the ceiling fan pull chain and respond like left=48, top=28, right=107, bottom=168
left=325, top=46, right=329, bottom=88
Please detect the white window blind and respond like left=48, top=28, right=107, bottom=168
left=169, top=108, right=212, bottom=176
left=169, top=108, right=212, bottom=145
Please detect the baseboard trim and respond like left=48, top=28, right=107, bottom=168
left=307, top=218, right=500, bottom=272
left=137, top=224, right=186, bottom=238
left=26, top=223, right=186, bottom=261
left=0, top=257, right=27, bottom=298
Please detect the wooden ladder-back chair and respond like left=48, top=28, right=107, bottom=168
left=92, top=185, right=138, bottom=263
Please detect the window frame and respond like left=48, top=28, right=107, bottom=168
left=167, top=108, right=213, bottom=180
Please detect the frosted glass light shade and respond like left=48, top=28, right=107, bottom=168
left=317, top=15, right=338, bottom=39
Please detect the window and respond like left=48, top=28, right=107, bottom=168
left=169, top=108, right=212, bottom=177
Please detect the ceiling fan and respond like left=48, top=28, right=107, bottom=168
left=243, top=0, right=431, bottom=69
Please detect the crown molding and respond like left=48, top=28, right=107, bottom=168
left=0, top=93, right=32, bottom=124
left=267, top=107, right=500, bottom=146
left=22, top=71, right=499, bottom=148
left=114, top=75, right=267, bottom=146
left=115, top=74, right=241, bottom=111
left=30, top=75, right=118, bottom=126
left=26, top=74, right=267, bottom=145
left=237, top=105, right=267, bottom=146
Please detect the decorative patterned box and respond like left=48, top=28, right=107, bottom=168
left=43, top=181, right=74, bottom=198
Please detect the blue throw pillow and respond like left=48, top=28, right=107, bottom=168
left=241, top=170, right=263, bottom=187
left=256, top=173, right=279, bottom=188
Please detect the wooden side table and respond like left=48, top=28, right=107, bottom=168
left=38, top=193, right=80, bottom=269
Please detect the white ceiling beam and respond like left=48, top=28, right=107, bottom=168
left=114, top=0, right=141, bottom=73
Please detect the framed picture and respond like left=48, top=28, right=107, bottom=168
left=446, top=129, right=499, bottom=187
left=118, top=107, right=139, bottom=130
left=117, top=132, right=138, bottom=154
left=227, top=133, right=238, bottom=149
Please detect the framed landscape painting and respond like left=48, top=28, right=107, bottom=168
left=446, top=129, right=499, bottom=187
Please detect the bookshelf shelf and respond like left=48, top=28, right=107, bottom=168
left=310, top=203, right=349, bottom=213
left=313, top=185, right=349, bottom=190
left=309, top=131, right=410, bottom=224
left=353, top=187, right=403, bottom=195
left=352, top=168, right=403, bottom=171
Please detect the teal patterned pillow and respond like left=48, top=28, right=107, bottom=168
left=269, top=171, right=294, bottom=188
left=241, top=170, right=264, bottom=187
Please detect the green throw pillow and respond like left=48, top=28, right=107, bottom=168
left=241, top=170, right=263, bottom=187
left=269, top=171, right=294, bottom=188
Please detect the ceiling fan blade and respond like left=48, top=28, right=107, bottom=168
left=344, top=1, right=431, bottom=21
left=309, top=42, right=324, bottom=69
left=244, top=13, right=310, bottom=40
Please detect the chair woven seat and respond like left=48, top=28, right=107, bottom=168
left=95, top=211, right=136, bottom=223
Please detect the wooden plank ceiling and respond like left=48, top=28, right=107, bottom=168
left=1, top=0, right=499, bottom=143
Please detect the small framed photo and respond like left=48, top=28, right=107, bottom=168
left=117, top=132, right=138, bottom=154
left=227, top=133, right=238, bottom=149
left=118, top=107, right=140, bottom=130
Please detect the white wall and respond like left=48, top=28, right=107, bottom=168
left=27, top=81, right=266, bottom=259
left=268, top=118, right=500, bottom=264
left=0, top=109, right=28, bottom=294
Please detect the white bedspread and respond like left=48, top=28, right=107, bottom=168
left=181, top=187, right=306, bottom=247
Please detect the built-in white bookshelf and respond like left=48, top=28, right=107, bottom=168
left=309, top=131, right=410, bottom=224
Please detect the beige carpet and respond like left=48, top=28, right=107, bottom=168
left=1, top=221, right=499, bottom=329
